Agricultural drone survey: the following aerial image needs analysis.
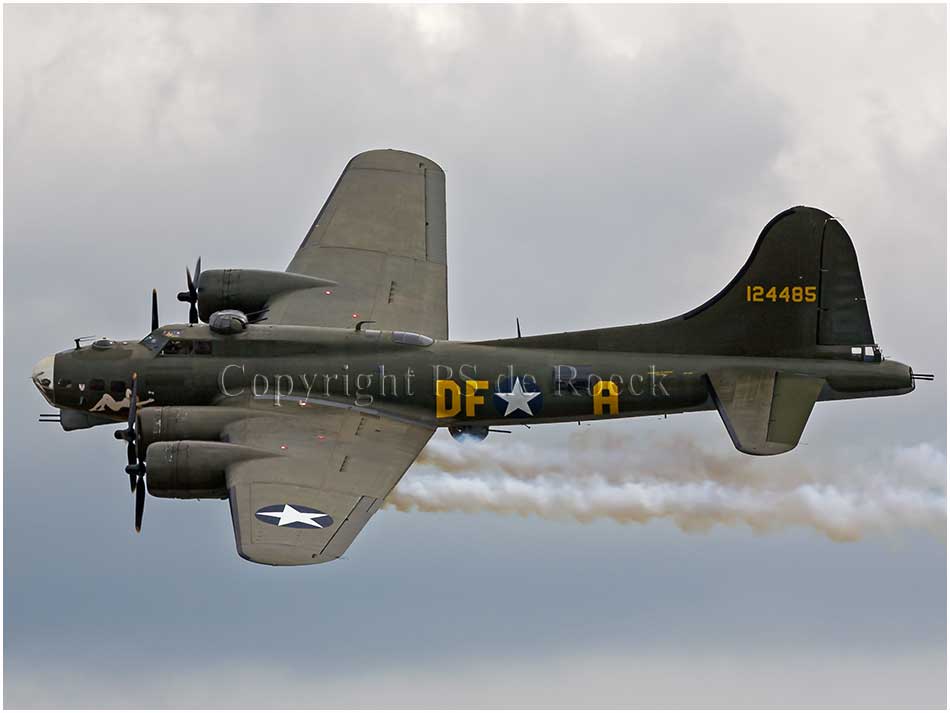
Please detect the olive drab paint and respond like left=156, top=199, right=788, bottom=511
left=30, top=150, right=925, bottom=566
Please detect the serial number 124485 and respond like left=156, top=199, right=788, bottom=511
left=745, top=285, right=817, bottom=303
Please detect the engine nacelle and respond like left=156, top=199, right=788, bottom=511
left=136, top=406, right=252, bottom=454
left=449, top=425, right=490, bottom=442
left=145, top=440, right=271, bottom=499
left=196, top=269, right=336, bottom=322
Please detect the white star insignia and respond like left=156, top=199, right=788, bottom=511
left=256, top=504, right=329, bottom=528
left=494, top=377, right=542, bottom=416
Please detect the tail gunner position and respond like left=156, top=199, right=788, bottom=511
left=31, top=150, right=930, bottom=566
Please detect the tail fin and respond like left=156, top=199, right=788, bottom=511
left=672, top=205, right=875, bottom=357
left=485, top=206, right=875, bottom=358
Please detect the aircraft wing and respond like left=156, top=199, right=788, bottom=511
left=223, top=407, right=434, bottom=566
left=266, top=149, right=448, bottom=339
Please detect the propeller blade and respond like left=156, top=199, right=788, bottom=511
left=134, top=476, right=146, bottom=532
left=151, top=289, right=159, bottom=331
left=178, top=259, right=203, bottom=323
left=127, top=373, right=138, bottom=431
left=120, top=371, right=143, bottom=493
left=191, top=258, right=202, bottom=323
left=126, top=438, right=138, bottom=492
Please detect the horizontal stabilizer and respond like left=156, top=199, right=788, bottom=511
left=707, top=368, right=824, bottom=455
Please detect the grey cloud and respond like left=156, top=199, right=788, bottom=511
left=4, top=5, right=945, bottom=708
left=5, top=646, right=946, bottom=708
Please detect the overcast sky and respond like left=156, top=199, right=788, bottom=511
left=4, top=4, right=946, bottom=708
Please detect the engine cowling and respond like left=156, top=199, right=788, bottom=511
left=145, top=441, right=271, bottom=499
left=196, top=269, right=336, bottom=322
left=136, top=406, right=251, bottom=454
left=449, top=425, right=490, bottom=442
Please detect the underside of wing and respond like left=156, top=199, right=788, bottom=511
left=223, top=407, right=434, bottom=566
left=267, top=149, right=448, bottom=338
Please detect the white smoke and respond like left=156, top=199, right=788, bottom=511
left=388, top=430, right=946, bottom=541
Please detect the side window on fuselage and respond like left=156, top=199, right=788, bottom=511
left=193, top=341, right=212, bottom=355
left=89, top=379, right=106, bottom=391
left=161, top=339, right=191, bottom=356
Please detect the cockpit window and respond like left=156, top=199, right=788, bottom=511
left=391, top=331, right=434, bottom=347
left=142, top=334, right=212, bottom=355
left=141, top=333, right=168, bottom=352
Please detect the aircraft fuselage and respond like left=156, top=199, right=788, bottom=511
left=38, top=323, right=914, bottom=432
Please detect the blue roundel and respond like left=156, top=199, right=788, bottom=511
left=254, top=504, right=333, bottom=529
left=492, top=375, right=543, bottom=418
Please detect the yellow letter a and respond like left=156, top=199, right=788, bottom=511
left=593, top=380, right=619, bottom=416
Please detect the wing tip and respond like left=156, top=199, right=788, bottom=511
left=236, top=543, right=340, bottom=567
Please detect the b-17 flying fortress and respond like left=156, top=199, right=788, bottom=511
left=31, top=150, right=929, bottom=565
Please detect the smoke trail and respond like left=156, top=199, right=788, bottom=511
left=389, top=431, right=946, bottom=541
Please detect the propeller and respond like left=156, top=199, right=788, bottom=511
left=114, top=372, right=147, bottom=531
left=151, top=288, right=159, bottom=331
left=134, top=471, right=146, bottom=533
left=176, top=257, right=202, bottom=324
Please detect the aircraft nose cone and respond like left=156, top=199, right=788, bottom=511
left=31, top=354, right=55, bottom=404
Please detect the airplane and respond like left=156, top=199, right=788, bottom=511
left=31, top=149, right=931, bottom=566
